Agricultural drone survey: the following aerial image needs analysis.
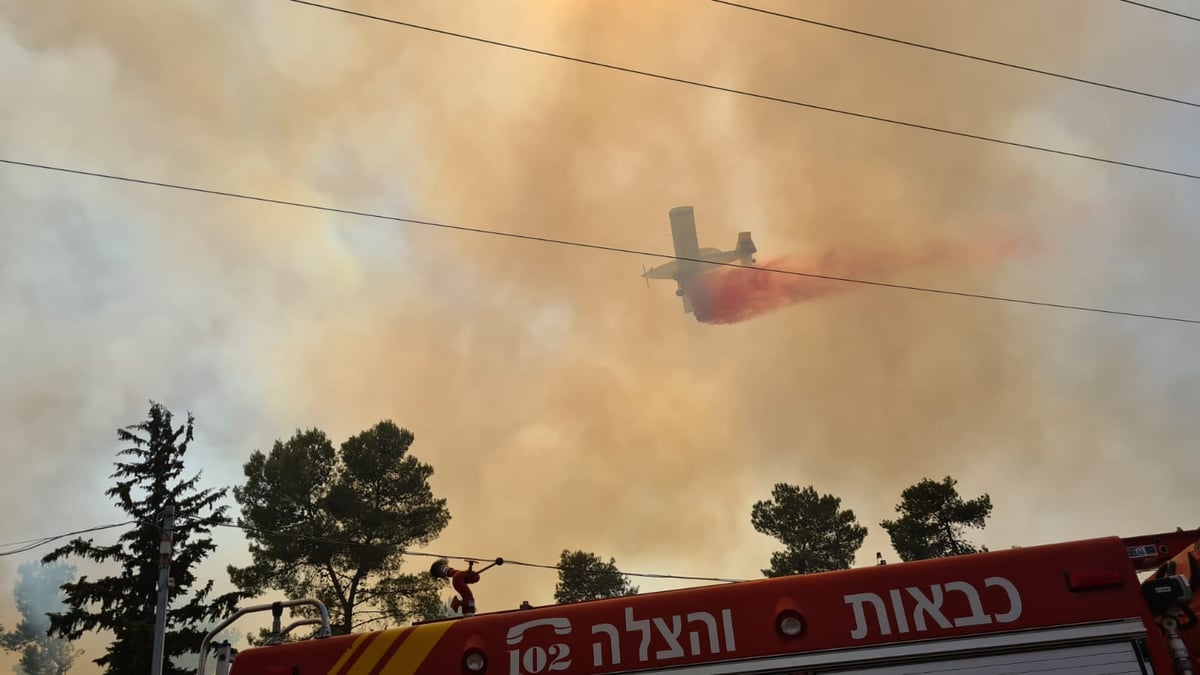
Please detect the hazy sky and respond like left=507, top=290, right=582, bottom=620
left=3, top=0, right=1199, bottom=671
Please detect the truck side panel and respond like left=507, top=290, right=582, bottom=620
left=228, top=536, right=1171, bottom=674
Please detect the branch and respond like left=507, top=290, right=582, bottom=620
left=351, top=614, right=392, bottom=631
left=347, top=567, right=367, bottom=609
left=322, top=561, right=346, bottom=605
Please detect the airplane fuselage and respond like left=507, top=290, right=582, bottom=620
left=642, top=206, right=757, bottom=314
left=642, top=248, right=751, bottom=280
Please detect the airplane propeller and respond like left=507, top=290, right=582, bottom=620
left=641, top=263, right=649, bottom=288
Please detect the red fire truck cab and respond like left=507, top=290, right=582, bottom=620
left=202, top=528, right=1200, bottom=674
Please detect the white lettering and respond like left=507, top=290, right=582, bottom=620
left=888, top=589, right=910, bottom=634
left=844, top=577, right=1023, bottom=640
left=845, top=592, right=891, bottom=639
left=625, top=607, right=653, bottom=662
left=522, top=646, right=547, bottom=673
left=945, top=581, right=993, bottom=627
left=906, top=585, right=952, bottom=631
left=547, top=644, right=570, bottom=672
left=652, top=616, right=684, bottom=659
left=721, top=609, right=736, bottom=653
left=985, top=576, right=1022, bottom=623
left=591, top=623, right=620, bottom=667
left=505, top=618, right=574, bottom=675
left=686, top=612, right=719, bottom=655
left=517, top=607, right=737, bottom=673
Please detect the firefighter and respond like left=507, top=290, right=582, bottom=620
left=430, top=557, right=503, bottom=617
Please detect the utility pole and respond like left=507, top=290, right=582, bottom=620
left=151, top=504, right=175, bottom=675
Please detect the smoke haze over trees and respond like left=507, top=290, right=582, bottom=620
left=3, top=1, right=1198, bottom=636
left=0, top=561, right=81, bottom=675
left=0, top=403, right=1001, bottom=673
left=39, top=402, right=240, bottom=675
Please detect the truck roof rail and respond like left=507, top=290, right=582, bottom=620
left=196, top=598, right=330, bottom=675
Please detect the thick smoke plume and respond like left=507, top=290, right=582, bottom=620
left=686, top=237, right=1031, bottom=324
left=2, top=5, right=1199, bottom=670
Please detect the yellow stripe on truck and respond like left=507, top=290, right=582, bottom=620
left=345, top=627, right=408, bottom=675
left=326, top=633, right=373, bottom=675
left=377, top=621, right=455, bottom=674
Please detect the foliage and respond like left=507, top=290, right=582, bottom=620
left=751, top=483, right=868, bottom=577
left=40, top=402, right=241, bottom=675
left=0, top=561, right=81, bottom=675
left=553, top=551, right=638, bottom=605
left=229, top=421, right=451, bottom=635
left=880, top=476, right=993, bottom=561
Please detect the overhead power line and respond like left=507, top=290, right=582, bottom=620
left=4, top=157, right=1199, bottom=325
left=287, top=0, right=1200, bottom=182
left=713, top=0, right=1200, bottom=109
left=1, top=518, right=746, bottom=582
left=213, top=522, right=747, bottom=584
left=0, top=521, right=136, bottom=557
left=1118, top=0, right=1200, bottom=22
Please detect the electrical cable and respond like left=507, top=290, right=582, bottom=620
left=712, top=0, right=1200, bottom=108
left=0, top=521, right=137, bottom=557
left=3, top=157, right=1198, bottom=325
left=1117, top=0, right=1200, bottom=22
left=286, top=0, right=1200, bottom=181
left=213, top=522, right=748, bottom=584
left=5, top=519, right=744, bottom=597
left=5, top=518, right=746, bottom=582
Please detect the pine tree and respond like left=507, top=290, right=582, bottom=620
left=751, top=483, right=868, bottom=577
left=553, top=551, right=638, bottom=604
left=40, top=402, right=241, bottom=674
left=880, top=476, right=992, bottom=561
left=229, top=421, right=450, bottom=635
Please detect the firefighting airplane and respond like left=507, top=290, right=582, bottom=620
left=641, top=205, right=757, bottom=314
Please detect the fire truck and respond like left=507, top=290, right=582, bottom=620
left=199, top=528, right=1200, bottom=674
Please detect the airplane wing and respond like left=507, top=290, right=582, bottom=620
left=669, top=206, right=706, bottom=315
left=668, top=206, right=701, bottom=260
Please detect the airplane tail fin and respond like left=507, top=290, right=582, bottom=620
left=736, top=232, right=756, bottom=255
